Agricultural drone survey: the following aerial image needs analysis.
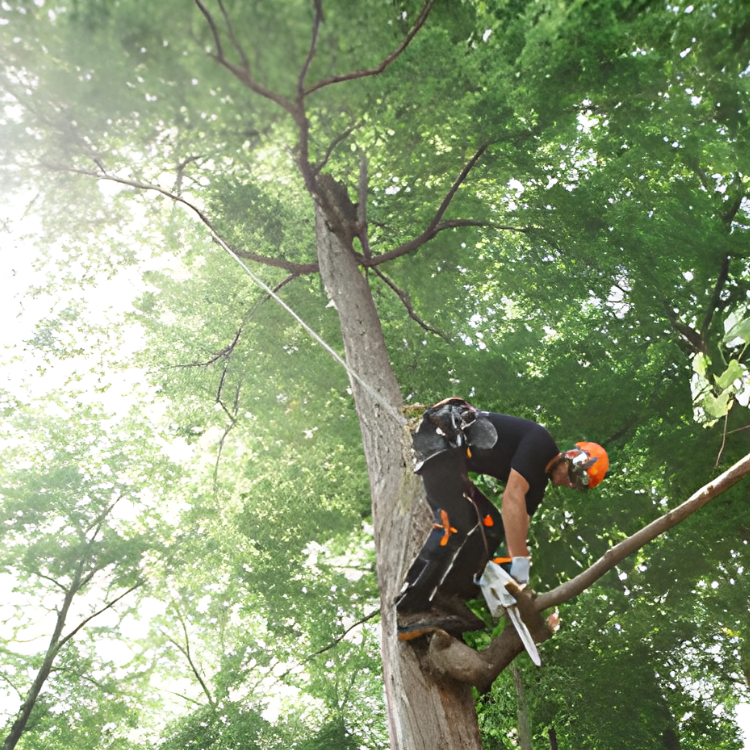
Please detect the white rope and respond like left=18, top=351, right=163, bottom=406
left=77, top=168, right=406, bottom=426
left=214, top=236, right=406, bottom=426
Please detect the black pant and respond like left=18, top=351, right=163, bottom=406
left=396, top=447, right=504, bottom=614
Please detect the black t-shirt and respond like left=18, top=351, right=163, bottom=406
left=465, top=412, right=559, bottom=516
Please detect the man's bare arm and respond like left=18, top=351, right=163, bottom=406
left=502, top=469, right=531, bottom=558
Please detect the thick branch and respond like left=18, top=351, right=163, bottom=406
left=701, top=254, right=731, bottom=338
left=371, top=267, right=451, bottom=342
left=662, top=301, right=706, bottom=355
left=304, top=0, right=437, bottom=95
left=46, top=165, right=320, bottom=275
left=424, top=450, right=750, bottom=689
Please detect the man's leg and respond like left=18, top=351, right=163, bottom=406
left=396, top=448, right=498, bottom=613
left=436, top=483, right=504, bottom=602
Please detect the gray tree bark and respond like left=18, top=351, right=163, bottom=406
left=314, top=202, right=483, bottom=750
left=511, top=665, right=534, bottom=750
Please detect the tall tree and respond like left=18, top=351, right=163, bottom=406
left=0, top=395, right=178, bottom=750
left=2, top=0, right=750, bottom=747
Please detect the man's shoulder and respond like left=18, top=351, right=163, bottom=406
left=479, top=411, right=552, bottom=435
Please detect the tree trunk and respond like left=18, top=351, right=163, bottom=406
left=511, top=665, right=533, bottom=750
left=2, top=581, right=77, bottom=750
left=314, top=204, right=483, bottom=749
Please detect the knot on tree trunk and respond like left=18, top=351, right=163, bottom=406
left=315, top=173, right=359, bottom=244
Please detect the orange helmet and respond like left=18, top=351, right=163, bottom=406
left=562, top=442, right=609, bottom=489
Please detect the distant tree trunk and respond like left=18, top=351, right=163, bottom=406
left=2, top=574, right=78, bottom=750
left=511, top=665, right=533, bottom=750
left=548, top=728, right=558, bottom=750
left=314, top=202, right=484, bottom=750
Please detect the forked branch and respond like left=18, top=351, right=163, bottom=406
left=371, top=267, right=451, bottom=342
left=305, top=0, right=437, bottom=95
left=194, top=0, right=300, bottom=119
left=366, top=143, right=500, bottom=266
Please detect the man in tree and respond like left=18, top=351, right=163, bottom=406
left=397, top=398, right=609, bottom=637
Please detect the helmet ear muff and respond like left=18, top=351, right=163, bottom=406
left=565, top=442, right=609, bottom=489
left=580, top=457, right=599, bottom=472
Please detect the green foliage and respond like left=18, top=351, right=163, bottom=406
left=3, top=0, right=750, bottom=747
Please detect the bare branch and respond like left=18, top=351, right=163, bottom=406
left=371, top=267, right=451, bottom=342
left=217, top=0, right=250, bottom=71
left=194, top=0, right=225, bottom=59
left=44, top=164, right=320, bottom=276
left=298, top=0, right=323, bottom=100
left=173, top=326, right=245, bottom=369
left=165, top=608, right=216, bottom=707
left=424, top=450, right=750, bottom=689
left=56, top=583, right=142, bottom=653
left=33, top=572, right=69, bottom=593
left=366, top=220, right=528, bottom=267
left=193, top=0, right=299, bottom=118
left=302, top=609, right=380, bottom=663
left=365, top=144, right=503, bottom=266
left=273, top=610, right=381, bottom=686
left=313, top=120, right=364, bottom=175
left=539, top=451, right=750, bottom=605
left=305, top=0, right=437, bottom=95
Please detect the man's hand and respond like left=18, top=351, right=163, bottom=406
left=510, top=556, right=530, bottom=585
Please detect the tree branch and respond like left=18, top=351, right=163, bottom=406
left=423, top=450, right=750, bottom=689
left=366, top=220, right=527, bottom=267
left=44, top=164, right=320, bottom=275
left=313, top=120, right=364, bottom=176
left=173, top=325, right=245, bottom=369
left=357, top=150, right=370, bottom=258
left=662, top=301, right=706, bottom=355
left=537, top=450, right=750, bottom=611
left=701, top=254, right=731, bottom=338
left=273, top=610, right=381, bottom=687
left=194, top=0, right=300, bottom=119
left=363, top=143, right=500, bottom=266
left=305, top=0, right=437, bottom=95
left=56, top=583, right=142, bottom=653
left=165, top=608, right=216, bottom=707
left=302, top=609, right=381, bottom=664
left=298, top=0, right=323, bottom=101
left=217, top=0, right=250, bottom=72
left=371, top=267, right=451, bottom=342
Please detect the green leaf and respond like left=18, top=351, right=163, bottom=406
left=692, top=352, right=710, bottom=378
left=723, top=316, right=750, bottom=345
left=702, top=390, right=733, bottom=419
left=714, top=359, right=745, bottom=391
